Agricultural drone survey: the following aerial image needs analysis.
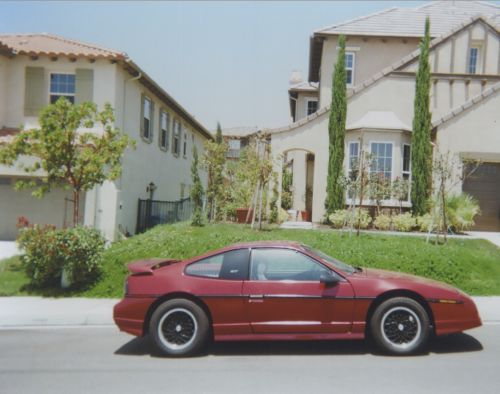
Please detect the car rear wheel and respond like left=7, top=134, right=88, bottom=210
left=370, top=297, right=430, bottom=355
left=149, top=298, right=209, bottom=357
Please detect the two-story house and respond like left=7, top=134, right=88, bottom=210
left=267, top=1, right=500, bottom=231
left=0, top=33, right=212, bottom=240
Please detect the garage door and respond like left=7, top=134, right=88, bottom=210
left=0, top=178, right=74, bottom=240
left=462, top=163, right=500, bottom=231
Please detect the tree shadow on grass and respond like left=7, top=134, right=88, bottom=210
left=114, top=332, right=482, bottom=358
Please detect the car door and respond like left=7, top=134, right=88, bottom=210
left=242, top=247, right=354, bottom=334
left=184, top=248, right=251, bottom=336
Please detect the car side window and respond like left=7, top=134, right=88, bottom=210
left=185, top=248, right=249, bottom=280
left=250, top=248, right=329, bottom=281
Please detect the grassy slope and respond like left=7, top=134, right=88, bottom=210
left=2, top=222, right=500, bottom=297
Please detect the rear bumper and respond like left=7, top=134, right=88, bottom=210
left=113, top=297, right=156, bottom=337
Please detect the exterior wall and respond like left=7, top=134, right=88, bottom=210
left=111, top=67, right=208, bottom=237
left=294, top=91, right=319, bottom=121
left=286, top=150, right=308, bottom=212
left=319, top=36, right=420, bottom=106
left=435, top=91, right=500, bottom=194
left=0, top=56, right=7, bottom=127
left=1, top=54, right=115, bottom=130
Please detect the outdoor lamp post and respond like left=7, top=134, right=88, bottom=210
left=146, top=181, right=157, bottom=200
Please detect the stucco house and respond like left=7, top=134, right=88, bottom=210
left=267, top=1, right=500, bottom=231
left=0, top=33, right=212, bottom=240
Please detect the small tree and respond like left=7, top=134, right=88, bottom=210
left=0, top=98, right=133, bottom=226
left=269, top=171, right=280, bottom=223
left=411, top=17, right=433, bottom=216
left=392, top=177, right=410, bottom=213
left=281, top=165, right=293, bottom=210
left=325, top=34, right=348, bottom=216
left=368, top=172, right=391, bottom=216
left=203, top=122, right=227, bottom=222
left=190, top=146, right=204, bottom=226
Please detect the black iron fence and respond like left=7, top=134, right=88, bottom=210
left=136, top=198, right=194, bottom=233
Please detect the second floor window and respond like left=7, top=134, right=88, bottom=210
left=159, top=110, right=170, bottom=150
left=173, top=119, right=181, bottom=156
left=306, top=99, right=318, bottom=115
left=50, top=73, right=75, bottom=104
left=141, top=96, right=154, bottom=141
left=345, top=52, right=355, bottom=86
left=468, top=47, right=479, bottom=74
left=183, top=132, right=187, bottom=158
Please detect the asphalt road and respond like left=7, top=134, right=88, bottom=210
left=0, top=325, right=499, bottom=394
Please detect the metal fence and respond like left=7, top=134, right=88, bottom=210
left=136, top=197, right=194, bottom=233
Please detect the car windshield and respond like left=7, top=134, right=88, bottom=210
left=302, top=245, right=356, bottom=275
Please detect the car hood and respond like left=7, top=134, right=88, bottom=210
left=362, top=268, right=460, bottom=293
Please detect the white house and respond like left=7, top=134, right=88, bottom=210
left=0, top=33, right=212, bottom=240
left=266, top=1, right=500, bottom=231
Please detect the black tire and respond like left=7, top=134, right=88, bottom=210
left=370, top=297, right=430, bottom=355
left=149, top=298, right=209, bottom=357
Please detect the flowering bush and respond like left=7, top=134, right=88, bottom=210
left=329, top=209, right=372, bottom=229
left=17, top=222, right=105, bottom=289
left=416, top=213, right=435, bottom=233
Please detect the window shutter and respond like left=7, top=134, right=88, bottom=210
left=75, top=69, right=94, bottom=104
left=140, top=94, right=145, bottom=138
left=24, top=66, right=46, bottom=116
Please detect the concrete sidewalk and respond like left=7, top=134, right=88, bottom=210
left=0, top=296, right=499, bottom=328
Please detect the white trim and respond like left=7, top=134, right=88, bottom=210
left=337, top=46, right=360, bottom=52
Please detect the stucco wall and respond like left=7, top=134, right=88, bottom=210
left=319, top=36, right=420, bottom=106
left=436, top=90, right=500, bottom=194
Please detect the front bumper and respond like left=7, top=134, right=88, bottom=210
left=431, top=295, right=482, bottom=336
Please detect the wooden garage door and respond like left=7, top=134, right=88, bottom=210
left=462, top=163, right=500, bottom=231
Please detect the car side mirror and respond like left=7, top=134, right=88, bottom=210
left=320, top=270, right=339, bottom=286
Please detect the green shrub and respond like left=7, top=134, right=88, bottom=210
left=329, top=208, right=372, bottom=229
left=374, top=214, right=392, bottom=230
left=446, top=193, right=480, bottom=232
left=392, top=213, right=416, bottom=232
left=416, top=213, right=435, bottom=233
left=17, top=226, right=105, bottom=289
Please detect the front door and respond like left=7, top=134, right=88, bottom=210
left=242, top=247, right=354, bottom=334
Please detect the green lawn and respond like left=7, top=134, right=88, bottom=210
left=1, top=222, right=500, bottom=298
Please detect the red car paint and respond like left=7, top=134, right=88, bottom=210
left=113, top=241, right=482, bottom=341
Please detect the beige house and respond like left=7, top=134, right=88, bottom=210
left=268, top=1, right=500, bottom=231
left=0, top=33, right=212, bottom=240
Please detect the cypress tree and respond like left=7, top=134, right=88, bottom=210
left=411, top=17, right=432, bottom=216
left=325, top=34, right=348, bottom=215
left=215, top=122, right=223, bottom=144
left=190, top=146, right=204, bottom=226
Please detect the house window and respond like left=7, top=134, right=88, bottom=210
left=227, top=139, right=241, bottom=159
left=159, top=110, right=170, bottom=150
left=402, top=144, right=411, bottom=200
left=370, top=142, right=393, bottom=179
left=183, top=132, right=187, bottom=158
left=348, top=142, right=359, bottom=176
left=345, top=52, right=355, bottom=86
left=306, top=99, right=318, bottom=115
left=172, top=119, right=181, bottom=156
left=141, top=96, right=154, bottom=141
left=468, top=47, right=479, bottom=74
left=50, top=73, right=75, bottom=104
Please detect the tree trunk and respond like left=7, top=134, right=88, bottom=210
left=73, top=190, right=80, bottom=227
left=441, top=183, right=447, bottom=242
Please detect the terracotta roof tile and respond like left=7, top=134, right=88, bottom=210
left=0, top=33, right=126, bottom=60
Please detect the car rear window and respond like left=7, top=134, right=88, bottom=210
left=185, top=248, right=249, bottom=280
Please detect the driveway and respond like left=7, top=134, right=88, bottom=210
left=0, top=241, right=19, bottom=260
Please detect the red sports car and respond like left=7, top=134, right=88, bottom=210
left=113, top=241, right=481, bottom=356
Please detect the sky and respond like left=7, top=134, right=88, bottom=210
left=1, top=1, right=499, bottom=132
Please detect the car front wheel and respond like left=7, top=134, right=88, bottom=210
left=149, top=298, right=209, bottom=357
left=370, top=297, right=430, bottom=355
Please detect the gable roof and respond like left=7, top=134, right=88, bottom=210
left=265, top=16, right=499, bottom=136
left=315, top=1, right=499, bottom=38
left=0, top=33, right=213, bottom=141
left=0, top=33, right=125, bottom=60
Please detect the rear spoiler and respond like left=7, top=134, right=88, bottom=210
left=128, top=258, right=180, bottom=275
